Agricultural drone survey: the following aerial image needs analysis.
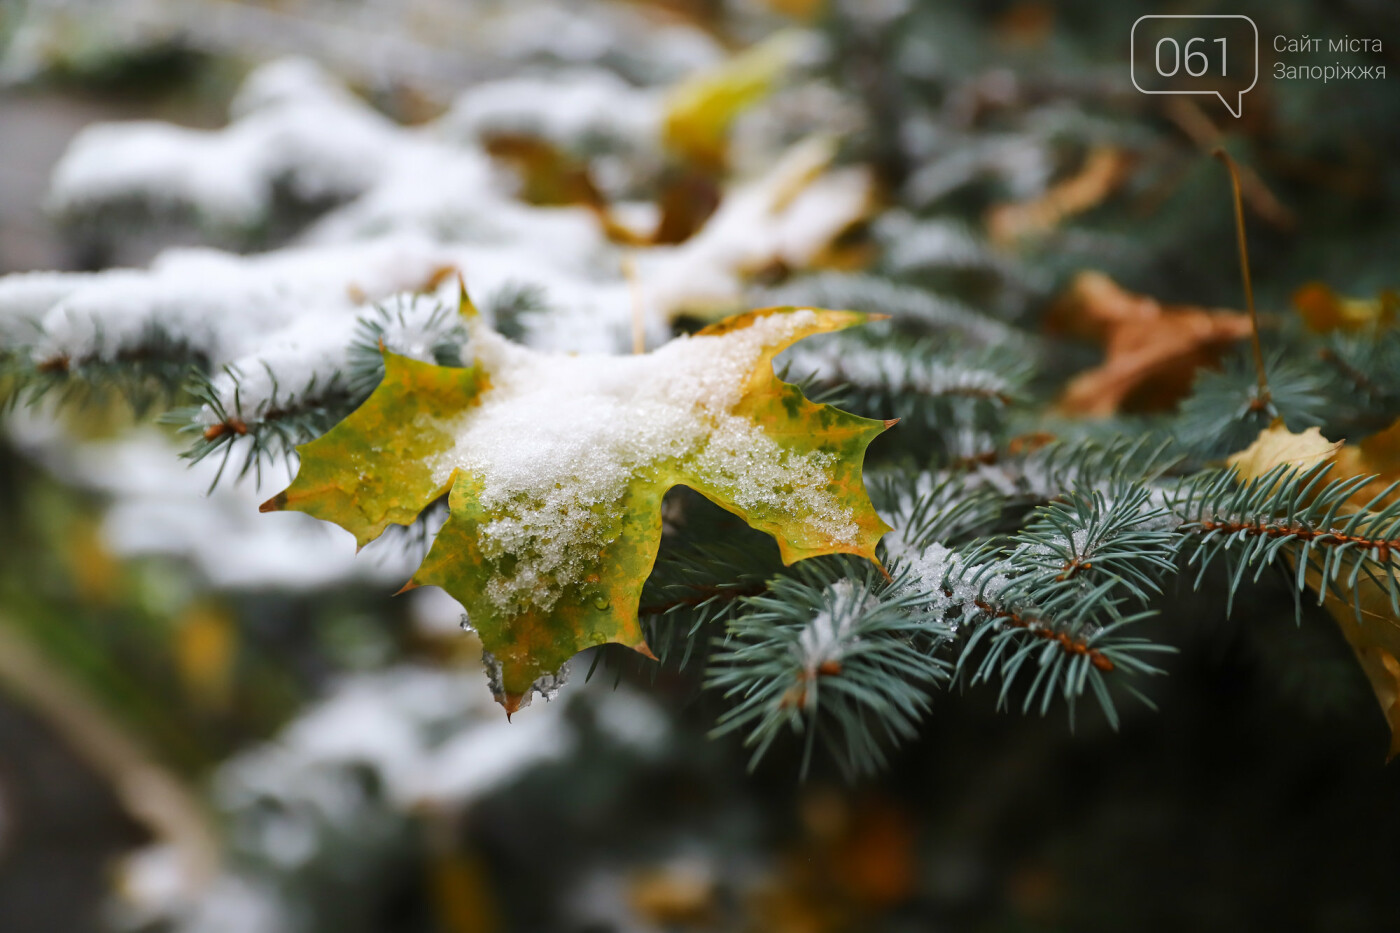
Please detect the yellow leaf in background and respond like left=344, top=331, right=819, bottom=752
left=765, top=0, right=825, bottom=20
left=1292, top=281, right=1399, bottom=333
left=1226, top=422, right=1342, bottom=483
left=987, top=146, right=1131, bottom=245
left=66, top=517, right=120, bottom=607
left=1226, top=417, right=1400, bottom=510
left=1310, top=566, right=1400, bottom=761
left=1331, top=416, right=1400, bottom=510
left=1229, top=420, right=1400, bottom=758
left=430, top=848, right=500, bottom=933
left=662, top=31, right=802, bottom=170
left=175, top=603, right=237, bottom=711
left=642, top=137, right=875, bottom=322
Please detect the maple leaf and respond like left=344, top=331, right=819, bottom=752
left=1313, top=566, right=1400, bottom=761
left=987, top=146, right=1131, bottom=245
left=1292, top=281, right=1399, bottom=333
left=1048, top=271, right=1254, bottom=415
left=1226, top=421, right=1341, bottom=480
left=263, top=299, right=893, bottom=712
left=1228, top=420, right=1400, bottom=758
left=662, top=31, right=801, bottom=170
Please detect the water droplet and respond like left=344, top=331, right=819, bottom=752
left=589, top=630, right=606, bottom=645
left=593, top=594, right=610, bottom=611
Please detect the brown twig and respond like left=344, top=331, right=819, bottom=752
left=1189, top=518, right=1397, bottom=562
left=0, top=619, right=220, bottom=892
left=1165, top=98, right=1295, bottom=230
left=964, top=594, right=1115, bottom=672
left=1213, top=148, right=1271, bottom=410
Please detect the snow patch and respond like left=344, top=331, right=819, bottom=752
left=430, top=311, right=860, bottom=614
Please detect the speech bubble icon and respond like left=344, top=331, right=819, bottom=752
left=1131, top=15, right=1258, bottom=118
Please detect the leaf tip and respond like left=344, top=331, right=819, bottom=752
left=457, top=273, right=480, bottom=320
left=630, top=638, right=659, bottom=662
left=259, top=492, right=287, bottom=513
left=873, top=557, right=893, bottom=584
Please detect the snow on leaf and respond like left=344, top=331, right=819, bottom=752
left=264, top=303, right=893, bottom=711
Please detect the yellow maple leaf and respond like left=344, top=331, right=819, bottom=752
left=1226, top=421, right=1342, bottom=482
left=1229, top=420, right=1400, bottom=758
left=265, top=297, right=892, bottom=712
left=662, top=32, right=802, bottom=170
left=1293, top=281, right=1399, bottom=333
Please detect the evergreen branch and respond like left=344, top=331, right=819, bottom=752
left=12, top=321, right=209, bottom=415
left=1316, top=330, right=1400, bottom=428
left=1011, top=434, right=1180, bottom=502
left=707, top=559, right=952, bottom=778
left=1174, top=352, right=1330, bottom=460
left=872, top=470, right=1009, bottom=552
left=760, top=272, right=1032, bottom=349
left=345, top=294, right=468, bottom=397
left=483, top=280, right=554, bottom=343
left=896, top=540, right=1172, bottom=729
left=1009, top=480, right=1178, bottom=604
left=640, top=537, right=782, bottom=672
left=784, top=331, right=1031, bottom=466
left=167, top=366, right=360, bottom=489
left=1174, top=462, right=1400, bottom=617
left=168, top=295, right=468, bottom=488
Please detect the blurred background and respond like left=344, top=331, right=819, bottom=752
left=3, top=1, right=1400, bottom=931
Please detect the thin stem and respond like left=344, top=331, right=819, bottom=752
left=0, top=618, right=220, bottom=891
left=1213, top=148, right=1271, bottom=407
left=623, top=255, right=645, bottom=355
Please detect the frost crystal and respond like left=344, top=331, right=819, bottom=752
left=483, top=650, right=571, bottom=711
left=896, top=541, right=1012, bottom=634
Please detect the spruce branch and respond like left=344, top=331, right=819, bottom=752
left=1174, top=462, right=1400, bottom=618
left=1009, top=481, right=1178, bottom=604
left=1174, top=352, right=1330, bottom=460
left=707, top=560, right=952, bottom=778
left=640, top=537, right=782, bottom=672
left=783, top=333, right=1031, bottom=453
left=168, top=366, right=359, bottom=489
left=1317, top=330, right=1400, bottom=428
left=168, top=295, right=468, bottom=488
left=14, top=321, right=210, bottom=415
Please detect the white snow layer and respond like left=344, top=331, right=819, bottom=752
left=14, top=59, right=873, bottom=428
left=4, top=46, right=877, bottom=604
left=796, top=579, right=879, bottom=676
left=432, top=311, right=861, bottom=615
left=442, top=69, right=663, bottom=151
left=50, top=58, right=400, bottom=227
left=116, top=661, right=668, bottom=932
